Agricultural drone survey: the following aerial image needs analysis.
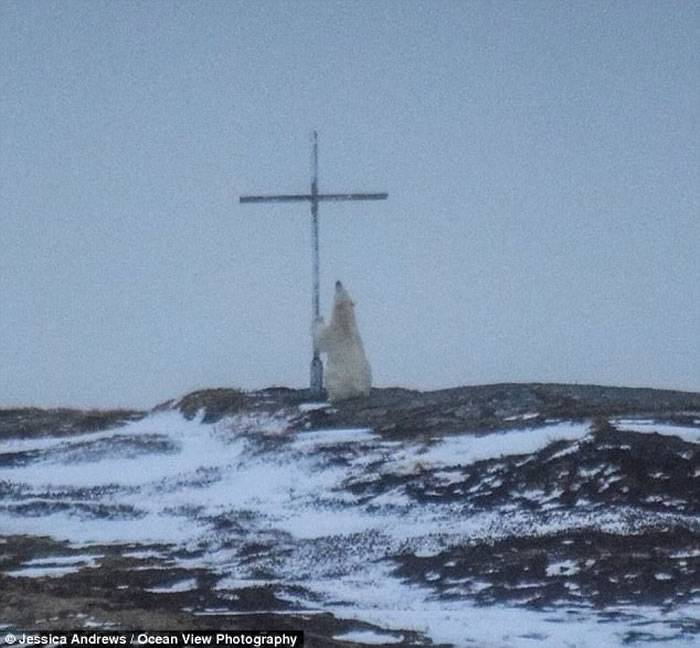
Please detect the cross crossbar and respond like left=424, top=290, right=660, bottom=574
left=240, top=192, right=388, bottom=203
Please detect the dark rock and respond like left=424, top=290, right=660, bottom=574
left=0, top=408, right=144, bottom=441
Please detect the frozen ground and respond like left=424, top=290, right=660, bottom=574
left=0, top=386, right=699, bottom=646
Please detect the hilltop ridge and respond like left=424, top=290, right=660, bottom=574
left=5, top=382, right=699, bottom=441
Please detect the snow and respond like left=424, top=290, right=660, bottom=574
left=145, top=578, right=198, bottom=593
left=297, top=402, right=331, bottom=413
left=310, top=563, right=694, bottom=648
left=24, top=554, right=102, bottom=566
left=121, top=549, right=166, bottom=559
left=223, top=412, right=291, bottom=437
left=549, top=444, right=581, bottom=460
left=386, top=421, right=592, bottom=474
left=1, top=414, right=691, bottom=550
left=6, top=554, right=101, bottom=578
left=292, top=427, right=377, bottom=447
left=504, top=412, right=540, bottom=421
left=6, top=565, right=81, bottom=578
left=654, top=573, right=672, bottom=581
left=1, top=410, right=697, bottom=646
left=671, top=549, right=700, bottom=559
left=332, top=629, right=403, bottom=644
left=432, top=470, right=466, bottom=485
left=546, top=559, right=580, bottom=577
left=612, top=419, right=700, bottom=443
left=2, top=411, right=245, bottom=488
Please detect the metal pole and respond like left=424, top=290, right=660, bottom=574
left=311, top=131, right=320, bottom=320
left=310, top=131, right=323, bottom=397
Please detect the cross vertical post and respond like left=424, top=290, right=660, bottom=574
left=310, top=132, right=323, bottom=395
left=239, top=132, right=388, bottom=398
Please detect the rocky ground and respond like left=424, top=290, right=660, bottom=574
left=1, top=383, right=699, bottom=647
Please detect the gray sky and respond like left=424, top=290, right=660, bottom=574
left=1, top=0, right=698, bottom=409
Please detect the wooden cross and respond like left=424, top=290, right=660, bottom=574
left=239, top=131, right=388, bottom=397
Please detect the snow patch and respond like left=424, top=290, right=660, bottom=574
left=386, top=421, right=591, bottom=474
left=333, top=629, right=403, bottom=645
left=613, top=419, right=700, bottom=443
left=292, top=428, right=377, bottom=448
left=298, top=402, right=331, bottom=413
left=6, top=554, right=101, bottom=578
left=546, top=560, right=580, bottom=577
left=145, top=578, right=198, bottom=593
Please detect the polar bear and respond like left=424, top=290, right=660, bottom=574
left=313, top=281, right=372, bottom=403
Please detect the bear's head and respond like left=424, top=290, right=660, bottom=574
left=331, top=281, right=358, bottom=335
left=334, top=280, right=354, bottom=306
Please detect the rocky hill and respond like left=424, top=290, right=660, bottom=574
left=1, top=383, right=698, bottom=646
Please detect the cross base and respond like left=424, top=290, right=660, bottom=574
left=310, top=354, right=324, bottom=399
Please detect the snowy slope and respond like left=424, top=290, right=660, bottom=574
left=0, top=390, right=698, bottom=646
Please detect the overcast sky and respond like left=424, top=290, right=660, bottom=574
left=1, top=0, right=698, bottom=409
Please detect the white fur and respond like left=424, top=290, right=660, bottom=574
left=313, top=282, right=372, bottom=402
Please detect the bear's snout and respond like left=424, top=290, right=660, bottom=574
left=335, top=280, right=343, bottom=291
